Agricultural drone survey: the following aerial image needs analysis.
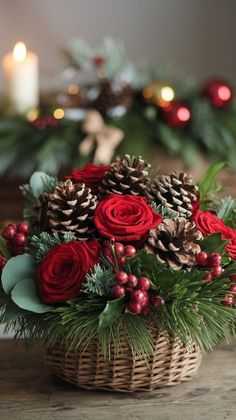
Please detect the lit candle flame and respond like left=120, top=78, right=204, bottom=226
left=13, top=42, right=27, bottom=62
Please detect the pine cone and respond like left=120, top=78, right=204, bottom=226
left=148, top=172, right=198, bottom=218
left=47, top=180, right=97, bottom=240
left=146, top=218, right=202, bottom=270
left=99, top=154, right=151, bottom=196
left=94, top=79, right=134, bottom=116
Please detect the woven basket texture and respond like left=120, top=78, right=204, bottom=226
left=44, top=330, right=201, bottom=392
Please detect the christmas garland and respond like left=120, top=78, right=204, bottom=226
left=0, top=38, right=236, bottom=177
left=0, top=156, right=236, bottom=356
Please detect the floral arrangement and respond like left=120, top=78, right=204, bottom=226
left=0, top=156, right=236, bottom=357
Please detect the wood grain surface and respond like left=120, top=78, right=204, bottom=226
left=0, top=340, right=236, bottom=420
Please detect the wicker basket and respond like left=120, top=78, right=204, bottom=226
left=44, top=330, right=202, bottom=392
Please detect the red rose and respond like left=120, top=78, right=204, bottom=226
left=36, top=240, right=101, bottom=304
left=66, top=163, right=109, bottom=193
left=94, top=194, right=162, bottom=242
left=193, top=209, right=236, bottom=259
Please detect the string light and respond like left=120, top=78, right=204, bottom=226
left=26, top=108, right=39, bottom=122
left=217, top=85, right=231, bottom=101
left=54, top=108, right=64, bottom=119
left=68, top=84, right=80, bottom=95
left=177, top=107, right=191, bottom=122
left=160, top=86, right=175, bottom=102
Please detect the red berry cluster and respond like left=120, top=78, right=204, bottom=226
left=32, top=115, right=58, bottom=130
left=0, top=255, right=6, bottom=274
left=103, top=241, right=136, bottom=270
left=196, top=251, right=223, bottom=281
left=112, top=272, right=164, bottom=315
left=2, top=222, right=30, bottom=256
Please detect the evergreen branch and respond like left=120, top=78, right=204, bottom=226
left=83, top=264, right=115, bottom=297
left=28, top=232, right=76, bottom=262
left=150, top=202, right=179, bottom=219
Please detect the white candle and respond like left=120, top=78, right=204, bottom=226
left=2, top=42, right=39, bottom=114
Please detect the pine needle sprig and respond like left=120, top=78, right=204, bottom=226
left=28, top=232, right=76, bottom=262
left=83, top=264, right=115, bottom=297
left=150, top=202, right=179, bottom=219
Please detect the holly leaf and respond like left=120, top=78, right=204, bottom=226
left=11, top=278, right=51, bottom=313
left=198, top=161, right=226, bottom=200
left=98, top=296, right=125, bottom=329
left=1, top=254, right=35, bottom=295
left=200, top=233, right=229, bottom=255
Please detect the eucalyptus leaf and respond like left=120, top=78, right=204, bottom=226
left=1, top=254, right=35, bottom=295
left=198, top=161, right=226, bottom=200
left=98, top=296, right=125, bottom=329
left=11, top=278, right=51, bottom=313
left=29, top=171, right=55, bottom=199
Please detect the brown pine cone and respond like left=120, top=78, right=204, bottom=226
left=47, top=180, right=97, bottom=240
left=146, top=217, right=202, bottom=270
left=148, top=172, right=198, bottom=218
left=99, top=154, right=151, bottom=196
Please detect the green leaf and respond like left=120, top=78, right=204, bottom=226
left=29, top=171, right=57, bottom=199
left=198, top=161, right=226, bottom=200
left=11, top=278, right=51, bottom=313
left=200, top=233, right=229, bottom=255
left=98, top=297, right=125, bottom=329
left=1, top=254, right=35, bottom=295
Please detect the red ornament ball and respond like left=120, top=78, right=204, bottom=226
left=0, top=255, right=6, bottom=272
left=151, top=296, right=165, bottom=308
left=230, top=274, right=236, bottom=282
left=203, top=272, right=213, bottom=282
left=212, top=265, right=223, bottom=277
left=162, top=101, right=191, bottom=128
left=202, top=79, right=233, bottom=108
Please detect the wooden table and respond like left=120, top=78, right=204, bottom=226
left=0, top=340, right=236, bottom=420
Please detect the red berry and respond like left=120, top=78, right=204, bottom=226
left=131, top=289, right=145, bottom=303
left=230, top=274, right=236, bottom=282
left=196, top=251, right=208, bottom=266
left=208, top=252, right=222, bottom=268
left=124, top=245, right=136, bottom=258
left=126, top=301, right=142, bottom=314
left=17, top=222, right=30, bottom=234
left=203, top=272, right=213, bottom=282
left=12, top=233, right=26, bottom=247
left=115, top=271, right=128, bottom=285
left=127, top=274, right=138, bottom=288
left=222, top=297, right=234, bottom=307
left=118, top=256, right=126, bottom=266
left=2, top=224, right=16, bottom=240
left=114, top=242, right=124, bottom=256
left=212, top=265, right=223, bottom=277
left=112, top=285, right=126, bottom=298
left=137, top=277, right=151, bottom=291
left=151, top=296, right=164, bottom=308
left=229, top=284, right=236, bottom=293
left=141, top=291, right=150, bottom=307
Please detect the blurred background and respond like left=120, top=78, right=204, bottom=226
left=0, top=0, right=236, bottom=337
left=0, top=0, right=236, bottom=87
